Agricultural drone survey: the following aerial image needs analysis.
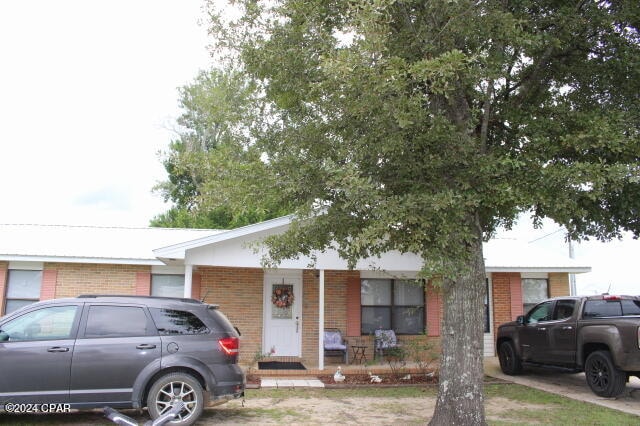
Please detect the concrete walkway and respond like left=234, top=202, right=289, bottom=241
left=261, top=378, right=325, bottom=388
left=484, top=356, right=640, bottom=417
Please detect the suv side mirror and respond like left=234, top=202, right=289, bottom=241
left=516, top=315, right=525, bottom=326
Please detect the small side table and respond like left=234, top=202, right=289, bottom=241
left=351, top=345, right=368, bottom=364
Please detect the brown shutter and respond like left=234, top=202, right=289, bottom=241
left=191, top=272, right=202, bottom=300
left=426, top=281, right=442, bottom=336
left=509, top=274, right=523, bottom=320
left=346, top=275, right=361, bottom=337
left=40, top=269, right=57, bottom=300
left=135, top=272, right=151, bottom=295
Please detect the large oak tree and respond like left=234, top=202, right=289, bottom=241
left=200, top=1, right=640, bottom=423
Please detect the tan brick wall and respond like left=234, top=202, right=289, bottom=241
left=48, top=263, right=150, bottom=298
left=549, top=273, right=570, bottom=298
left=301, top=270, right=319, bottom=365
left=198, top=266, right=264, bottom=366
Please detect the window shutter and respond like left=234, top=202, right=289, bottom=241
left=135, top=272, right=151, bottom=295
left=40, top=269, right=57, bottom=300
left=346, top=276, right=361, bottom=337
left=426, top=282, right=442, bottom=337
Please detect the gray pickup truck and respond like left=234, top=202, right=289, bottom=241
left=496, top=295, right=640, bottom=397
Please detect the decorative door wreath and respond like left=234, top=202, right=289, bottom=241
left=271, top=284, right=294, bottom=308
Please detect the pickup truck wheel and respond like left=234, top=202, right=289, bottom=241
left=498, top=341, right=522, bottom=375
left=147, top=372, right=204, bottom=426
left=585, top=350, right=626, bottom=397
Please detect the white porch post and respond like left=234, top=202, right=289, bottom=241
left=318, top=269, right=325, bottom=370
left=184, top=264, right=193, bottom=298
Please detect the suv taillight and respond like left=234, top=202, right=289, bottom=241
left=219, top=336, right=239, bottom=355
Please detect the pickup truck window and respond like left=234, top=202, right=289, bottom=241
left=621, top=300, right=640, bottom=315
left=583, top=300, right=622, bottom=318
left=526, top=301, right=553, bottom=323
left=553, top=299, right=576, bottom=320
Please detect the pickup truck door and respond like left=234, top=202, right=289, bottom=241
left=545, top=299, right=577, bottom=366
left=519, top=301, right=554, bottom=362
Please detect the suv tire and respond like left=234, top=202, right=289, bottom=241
left=147, top=372, right=204, bottom=425
left=585, top=350, right=626, bottom=397
left=498, top=341, right=522, bottom=375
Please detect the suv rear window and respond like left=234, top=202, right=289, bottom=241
left=149, top=308, right=209, bottom=335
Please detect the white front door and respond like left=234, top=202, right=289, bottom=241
left=263, top=270, right=302, bottom=357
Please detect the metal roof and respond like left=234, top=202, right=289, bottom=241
left=0, top=221, right=591, bottom=273
left=0, top=224, right=222, bottom=265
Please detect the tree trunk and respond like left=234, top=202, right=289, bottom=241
left=429, top=229, right=487, bottom=425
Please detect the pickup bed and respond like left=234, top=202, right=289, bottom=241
left=496, top=295, right=640, bottom=397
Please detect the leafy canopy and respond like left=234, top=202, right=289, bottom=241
left=152, top=68, right=291, bottom=229
left=204, top=0, right=639, bottom=271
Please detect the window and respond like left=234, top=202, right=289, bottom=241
left=151, top=274, right=185, bottom=298
left=525, top=301, right=553, bottom=323
left=149, top=308, right=209, bottom=335
left=4, top=270, right=42, bottom=315
left=361, top=279, right=424, bottom=335
left=0, top=305, right=78, bottom=341
left=583, top=300, right=623, bottom=318
left=553, top=299, right=576, bottom=320
left=522, top=278, right=548, bottom=314
left=84, top=306, right=149, bottom=338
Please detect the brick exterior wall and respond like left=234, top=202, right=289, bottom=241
left=48, top=263, right=150, bottom=298
left=549, top=272, right=570, bottom=297
left=198, top=266, right=264, bottom=365
left=301, top=270, right=319, bottom=365
left=0, top=259, right=568, bottom=368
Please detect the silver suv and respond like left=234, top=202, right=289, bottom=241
left=0, top=295, right=245, bottom=425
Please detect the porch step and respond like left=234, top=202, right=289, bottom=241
left=260, top=378, right=325, bottom=388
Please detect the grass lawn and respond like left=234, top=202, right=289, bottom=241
left=0, top=384, right=637, bottom=425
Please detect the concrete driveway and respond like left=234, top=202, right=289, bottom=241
left=484, top=357, right=640, bottom=417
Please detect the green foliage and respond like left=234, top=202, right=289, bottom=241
left=200, top=1, right=638, bottom=422
left=204, top=0, right=640, bottom=267
left=152, top=68, right=293, bottom=229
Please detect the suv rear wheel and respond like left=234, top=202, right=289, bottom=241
left=585, top=350, right=626, bottom=397
left=498, top=341, right=522, bottom=375
left=147, top=372, right=204, bottom=425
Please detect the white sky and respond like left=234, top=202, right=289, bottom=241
left=0, top=0, right=211, bottom=227
left=0, top=1, right=637, bottom=296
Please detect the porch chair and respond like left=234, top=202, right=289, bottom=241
left=324, top=328, right=349, bottom=364
left=374, top=329, right=403, bottom=360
